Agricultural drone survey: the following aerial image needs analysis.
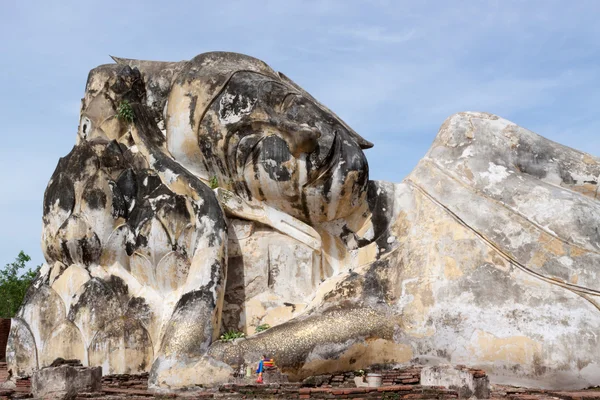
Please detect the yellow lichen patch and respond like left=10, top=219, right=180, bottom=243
left=357, top=243, right=378, bottom=268
left=539, top=234, right=566, bottom=257
left=307, top=272, right=354, bottom=310
left=406, top=292, right=435, bottom=334
left=98, top=115, right=125, bottom=141
left=470, top=330, right=541, bottom=365
left=346, top=202, right=371, bottom=234
left=164, top=175, right=196, bottom=199
left=318, top=231, right=349, bottom=277
left=485, top=251, right=509, bottom=271
left=444, top=256, right=463, bottom=279
left=51, top=264, right=90, bottom=312
left=582, top=154, right=598, bottom=165
left=298, top=339, right=413, bottom=379
left=528, top=250, right=548, bottom=269
left=49, top=261, right=67, bottom=285
left=569, top=245, right=588, bottom=258
left=181, top=132, right=204, bottom=161
left=242, top=295, right=274, bottom=332
left=451, top=221, right=474, bottom=241
left=564, top=183, right=598, bottom=200
left=456, top=163, right=475, bottom=182
left=390, top=210, right=410, bottom=241
left=256, top=304, right=306, bottom=335
left=41, top=321, right=86, bottom=367
left=465, top=126, right=475, bottom=139
left=398, top=277, right=436, bottom=338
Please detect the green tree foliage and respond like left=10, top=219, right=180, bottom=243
left=0, top=252, right=40, bottom=318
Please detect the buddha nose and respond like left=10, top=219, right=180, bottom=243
left=272, top=117, right=321, bottom=158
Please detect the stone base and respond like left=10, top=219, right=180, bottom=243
left=421, top=364, right=490, bottom=399
left=31, top=365, right=101, bottom=400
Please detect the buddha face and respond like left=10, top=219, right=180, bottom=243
left=198, top=72, right=369, bottom=224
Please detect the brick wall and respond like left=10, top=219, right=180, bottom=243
left=101, top=373, right=148, bottom=390
left=301, top=366, right=423, bottom=388
left=217, top=383, right=459, bottom=399
left=0, top=319, right=11, bottom=361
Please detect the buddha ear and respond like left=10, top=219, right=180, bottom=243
left=277, top=72, right=374, bottom=150
left=110, top=56, right=187, bottom=111
left=111, top=56, right=190, bottom=137
left=110, top=56, right=187, bottom=82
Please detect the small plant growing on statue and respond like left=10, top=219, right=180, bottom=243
left=209, top=175, right=219, bottom=189
left=117, top=100, right=134, bottom=123
left=219, top=330, right=245, bottom=341
left=255, top=323, right=270, bottom=333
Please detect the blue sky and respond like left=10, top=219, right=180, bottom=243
left=1, top=0, right=599, bottom=269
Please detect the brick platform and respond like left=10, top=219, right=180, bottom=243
left=102, top=373, right=148, bottom=391
left=301, top=367, right=422, bottom=388
left=0, top=363, right=7, bottom=384
left=2, top=364, right=600, bottom=399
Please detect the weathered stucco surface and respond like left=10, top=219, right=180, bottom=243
left=7, top=52, right=600, bottom=391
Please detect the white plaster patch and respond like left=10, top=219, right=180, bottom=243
left=162, top=168, right=179, bottom=184
left=558, top=256, right=573, bottom=267
left=481, top=163, right=510, bottom=186
left=396, top=278, right=418, bottom=311
left=218, top=93, right=255, bottom=124
left=157, top=120, right=166, bottom=136
left=263, top=159, right=277, bottom=168
left=459, top=147, right=474, bottom=159
left=362, top=226, right=375, bottom=241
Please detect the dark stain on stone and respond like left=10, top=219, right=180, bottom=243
left=532, top=353, right=547, bottom=376
left=101, top=140, right=125, bottom=170
left=109, top=181, right=128, bottom=219
left=84, top=188, right=107, bottom=210
left=186, top=93, right=198, bottom=128
left=78, top=234, right=102, bottom=266
left=358, top=181, right=394, bottom=250
left=363, top=260, right=391, bottom=302
left=68, top=278, right=123, bottom=324
left=455, top=263, right=521, bottom=307
left=43, top=174, right=75, bottom=216
left=65, top=143, right=100, bottom=182
left=105, top=275, right=129, bottom=307
left=137, top=170, right=163, bottom=200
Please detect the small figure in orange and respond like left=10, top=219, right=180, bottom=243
left=256, top=355, right=274, bottom=383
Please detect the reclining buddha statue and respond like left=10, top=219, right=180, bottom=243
left=6, top=52, right=600, bottom=390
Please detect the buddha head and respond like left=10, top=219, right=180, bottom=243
left=165, top=52, right=372, bottom=224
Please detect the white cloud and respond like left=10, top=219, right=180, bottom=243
left=334, top=26, right=416, bottom=44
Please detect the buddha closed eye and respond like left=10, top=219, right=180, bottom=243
left=198, top=71, right=370, bottom=223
